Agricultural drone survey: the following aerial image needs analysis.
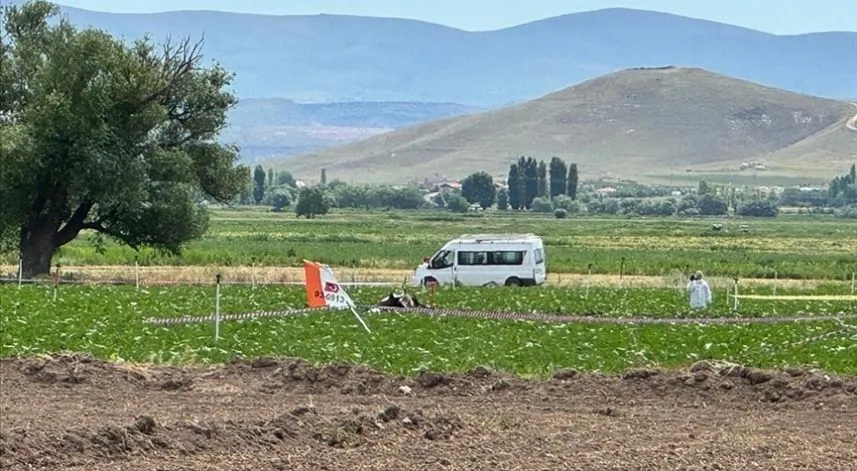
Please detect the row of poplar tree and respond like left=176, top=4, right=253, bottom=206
left=506, top=156, right=579, bottom=210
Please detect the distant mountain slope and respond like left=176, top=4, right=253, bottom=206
left=35, top=4, right=857, bottom=106
left=221, top=99, right=479, bottom=161
left=279, top=67, right=856, bottom=184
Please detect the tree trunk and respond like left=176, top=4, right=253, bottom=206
left=20, top=225, right=59, bottom=279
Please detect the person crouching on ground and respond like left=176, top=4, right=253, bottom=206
left=687, top=271, right=712, bottom=309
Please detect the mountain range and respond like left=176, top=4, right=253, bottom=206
left=6, top=2, right=857, bottom=180
left=34, top=3, right=857, bottom=106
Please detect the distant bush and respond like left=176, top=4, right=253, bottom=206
left=531, top=197, right=553, bottom=213
left=554, top=208, right=568, bottom=219
left=269, top=188, right=292, bottom=212
left=835, top=205, right=857, bottom=219
left=552, top=194, right=582, bottom=213
left=737, top=200, right=779, bottom=217
left=446, top=195, right=469, bottom=213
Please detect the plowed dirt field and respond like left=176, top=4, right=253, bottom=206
left=2, top=354, right=856, bottom=470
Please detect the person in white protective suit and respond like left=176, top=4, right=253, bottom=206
left=686, top=271, right=712, bottom=309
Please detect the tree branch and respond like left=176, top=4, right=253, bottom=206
left=54, top=200, right=93, bottom=247
left=138, top=36, right=204, bottom=108
left=81, top=220, right=140, bottom=251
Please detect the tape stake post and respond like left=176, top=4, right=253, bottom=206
left=586, top=263, right=593, bottom=299
left=851, top=272, right=855, bottom=295
left=215, top=273, right=222, bottom=342
left=619, top=257, right=626, bottom=280
left=53, top=264, right=61, bottom=301
left=17, top=254, right=23, bottom=288
left=732, top=277, right=740, bottom=311
left=250, top=257, right=256, bottom=290
left=134, top=258, right=140, bottom=291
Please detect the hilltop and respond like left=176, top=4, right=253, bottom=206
left=26, top=4, right=857, bottom=106
left=279, top=67, right=857, bottom=184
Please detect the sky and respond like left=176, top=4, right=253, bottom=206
left=50, top=0, right=857, bottom=35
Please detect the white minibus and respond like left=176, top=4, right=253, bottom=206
left=412, top=233, right=547, bottom=287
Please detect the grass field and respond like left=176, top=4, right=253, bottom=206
left=3, top=283, right=855, bottom=376
left=2, top=208, right=855, bottom=282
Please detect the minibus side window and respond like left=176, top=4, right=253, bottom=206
left=458, top=251, right=488, bottom=265
left=487, top=251, right=524, bottom=265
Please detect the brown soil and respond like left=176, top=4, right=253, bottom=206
left=0, top=264, right=835, bottom=289
left=2, top=354, right=856, bottom=470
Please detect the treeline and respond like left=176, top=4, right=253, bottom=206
left=506, top=156, right=579, bottom=210
left=237, top=162, right=856, bottom=220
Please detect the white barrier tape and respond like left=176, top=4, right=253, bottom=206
left=144, top=307, right=330, bottom=325
left=144, top=304, right=857, bottom=327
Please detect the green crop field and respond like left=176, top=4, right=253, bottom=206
left=2, top=284, right=855, bottom=376
left=2, top=208, right=856, bottom=376
left=3, top=208, right=855, bottom=281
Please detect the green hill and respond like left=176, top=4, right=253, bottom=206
left=277, top=67, right=857, bottom=185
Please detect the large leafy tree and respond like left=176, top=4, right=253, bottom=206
left=0, top=1, right=249, bottom=277
left=460, top=171, right=496, bottom=209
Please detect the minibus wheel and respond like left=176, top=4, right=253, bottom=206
left=504, top=277, right=522, bottom=287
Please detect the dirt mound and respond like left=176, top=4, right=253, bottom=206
left=2, top=354, right=856, bottom=470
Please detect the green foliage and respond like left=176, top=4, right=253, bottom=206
left=567, top=164, right=579, bottom=200
left=0, top=1, right=248, bottom=276
left=3, top=284, right=856, bottom=375
left=835, top=205, right=857, bottom=219
left=554, top=208, right=568, bottom=219
left=520, top=156, right=539, bottom=209
left=507, top=165, right=521, bottom=210
left=587, top=199, right=620, bottom=215
left=537, top=160, right=548, bottom=197
left=779, top=188, right=830, bottom=208
left=460, top=171, right=496, bottom=209
left=552, top=194, right=582, bottom=214
left=697, top=194, right=729, bottom=216
left=496, top=189, right=509, bottom=210
left=332, top=184, right=424, bottom=210
left=531, top=197, right=553, bottom=213
left=295, top=187, right=329, bottom=218
left=269, top=188, right=292, bottom=212
left=738, top=199, right=779, bottom=218
left=828, top=163, right=857, bottom=204
left=613, top=198, right=678, bottom=217
left=276, top=171, right=295, bottom=187
left=446, top=195, right=469, bottom=213
left=698, top=180, right=711, bottom=195
left=253, top=165, right=266, bottom=204
left=548, top=157, right=567, bottom=199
